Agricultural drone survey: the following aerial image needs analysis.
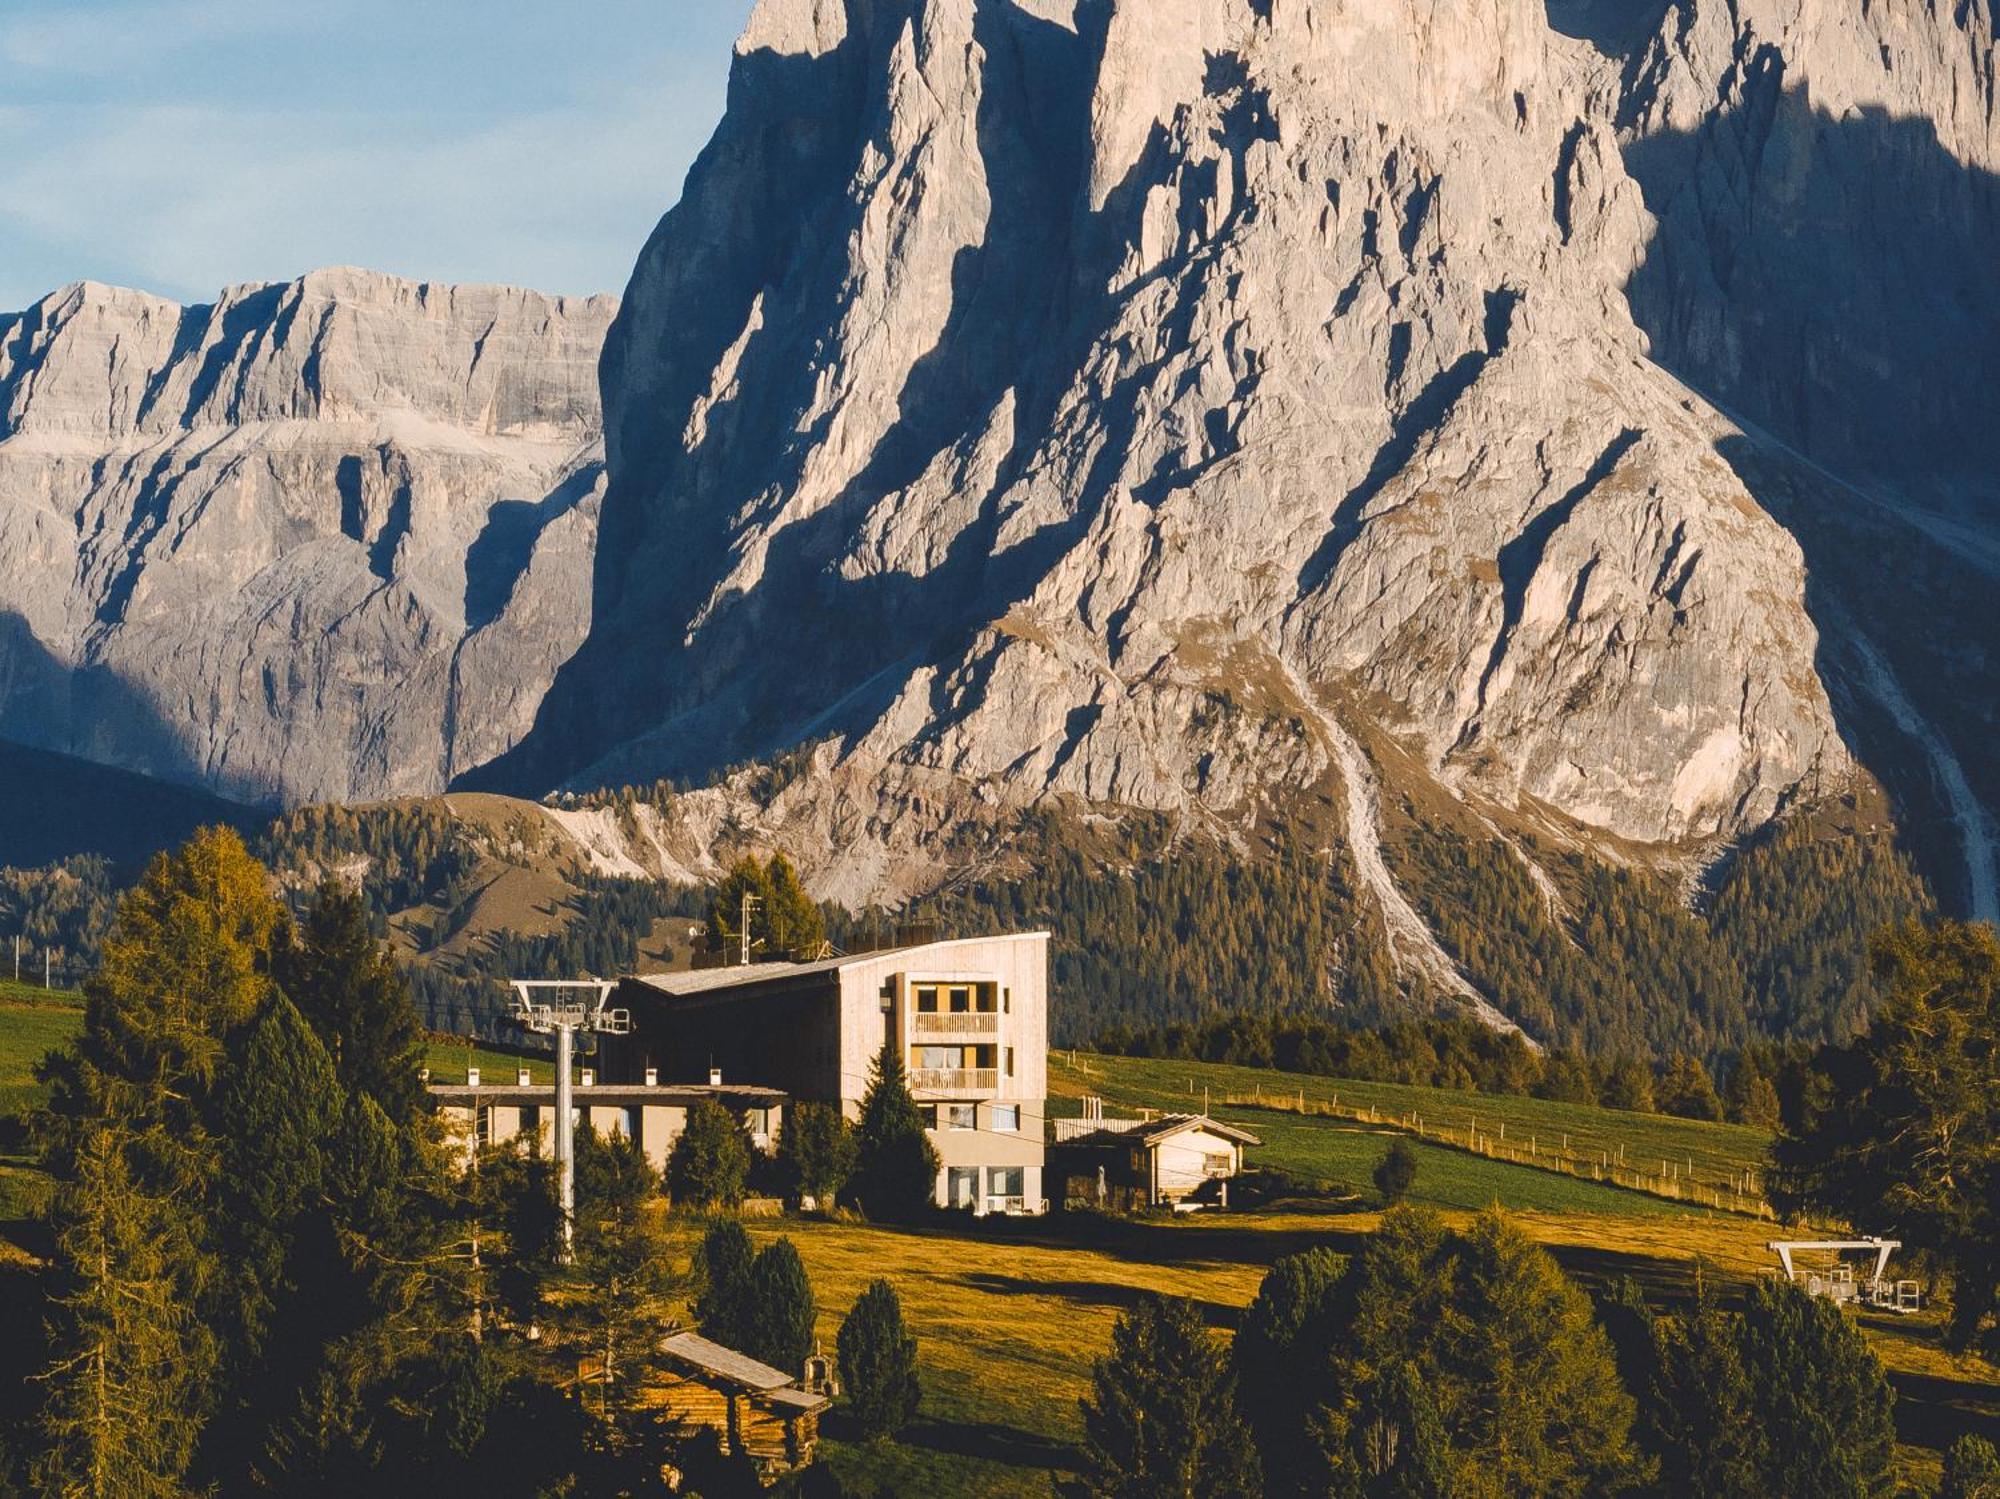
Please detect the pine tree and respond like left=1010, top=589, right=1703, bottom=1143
left=1639, top=1278, right=1766, bottom=1495
left=568, top=1126, right=675, bottom=1421
left=740, top=1238, right=817, bottom=1377
left=274, top=880, right=427, bottom=1125
left=836, top=1280, right=920, bottom=1438
left=1941, top=1436, right=2000, bottom=1499
left=1360, top=1361, right=1451, bottom=1499
left=1735, top=1277, right=1895, bottom=1496
left=1070, top=1294, right=1259, bottom=1499
left=693, top=1219, right=757, bottom=1349
left=1774, top=919, right=2000, bottom=1356
left=1293, top=1207, right=1640, bottom=1497
left=1232, top=1248, right=1344, bottom=1498
left=1657, top=1054, right=1723, bottom=1121
left=848, top=1045, right=939, bottom=1221
left=775, top=1101, right=856, bottom=1208
left=34, top=1124, right=215, bottom=1499
left=667, top=1099, right=751, bottom=1209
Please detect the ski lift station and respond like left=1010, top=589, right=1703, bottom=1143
left=1768, top=1237, right=1922, bottom=1314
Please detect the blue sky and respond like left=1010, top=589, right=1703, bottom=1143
left=0, top=0, right=759, bottom=310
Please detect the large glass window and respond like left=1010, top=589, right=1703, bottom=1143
left=988, top=1167, right=1024, bottom=1200
left=991, top=1104, right=1020, bottom=1133
left=918, top=1046, right=962, bottom=1070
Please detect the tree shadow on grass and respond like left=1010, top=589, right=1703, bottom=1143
left=954, top=1270, right=1243, bottom=1329
left=895, top=1417, right=1075, bottom=1472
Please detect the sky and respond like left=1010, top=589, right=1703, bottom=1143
left=0, top=0, right=760, bottom=311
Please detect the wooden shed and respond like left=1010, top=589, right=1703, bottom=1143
left=646, top=1332, right=830, bottom=1481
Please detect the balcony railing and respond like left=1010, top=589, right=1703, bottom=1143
left=909, top=1011, right=1000, bottom=1037
left=909, top=1067, right=1000, bottom=1094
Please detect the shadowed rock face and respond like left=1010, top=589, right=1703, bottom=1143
left=0, top=268, right=615, bottom=805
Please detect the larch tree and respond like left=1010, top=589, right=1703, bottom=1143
left=34, top=1123, right=214, bottom=1499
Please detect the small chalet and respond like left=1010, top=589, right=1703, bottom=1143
left=1049, top=1106, right=1262, bottom=1212
left=647, top=1332, right=831, bottom=1481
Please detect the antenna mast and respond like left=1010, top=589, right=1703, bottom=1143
left=508, top=979, right=629, bottom=1256
left=739, top=889, right=760, bottom=966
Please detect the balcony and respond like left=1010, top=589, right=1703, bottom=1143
left=909, top=1010, right=1001, bottom=1039
left=909, top=1067, right=1000, bottom=1094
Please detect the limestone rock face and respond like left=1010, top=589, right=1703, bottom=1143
left=0, top=269, right=614, bottom=805
left=550, top=0, right=1919, bottom=839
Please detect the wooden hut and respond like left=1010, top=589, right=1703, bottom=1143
left=647, top=1332, right=831, bottom=1481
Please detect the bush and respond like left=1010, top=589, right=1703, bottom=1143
left=836, top=1280, right=919, bottom=1438
left=667, top=1099, right=750, bottom=1210
left=1372, top=1138, right=1417, bottom=1204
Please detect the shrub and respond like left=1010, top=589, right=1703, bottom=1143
left=1372, top=1138, right=1418, bottom=1204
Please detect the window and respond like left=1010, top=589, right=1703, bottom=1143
left=944, top=1103, right=976, bottom=1131
left=1203, top=1152, right=1233, bottom=1175
left=1002, top=986, right=1011, bottom=1014
left=918, top=1045, right=961, bottom=1071
left=915, top=985, right=940, bottom=1013
left=988, top=1167, right=1024, bottom=1200
left=975, top=983, right=997, bottom=1013
left=918, top=1105, right=939, bottom=1130
left=949, top=985, right=972, bottom=1013
left=1006, top=1046, right=1016, bottom=1078
left=947, top=1167, right=978, bottom=1209
left=991, top=1104, right=1020, bottom=1133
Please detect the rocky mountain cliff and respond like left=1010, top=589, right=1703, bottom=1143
left=491, top=0, right=1996, bottom=974
left=0, top=268, right=614, bottom=805
left=5, top=0, right=1994, bottom=1043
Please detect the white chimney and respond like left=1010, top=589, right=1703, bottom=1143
left=580, top=1067, right=595, bottom=1088
left=645, top=1067, right=659, bottom=1086
left=517, top=1067, right=531, bottom=1086
left=466, top=1066, right=480, bottom=1088
left=709, top=1066, right=723, bottom=1087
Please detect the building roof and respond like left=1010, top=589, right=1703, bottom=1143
left=427, top=1082, right=786, bottom=1106
left=1131, top=1113, right=1262, bottom=1147
left=765, top=1386, right=833, bottom=1414
left=626, top=931, right=1051, bottom=999
left=658, top=1332, right=796, bottom=1391
left=1060, top=1113, right=1263, bottom=1150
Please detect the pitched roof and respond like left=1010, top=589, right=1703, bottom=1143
left=765, top=1386, right=833, bottom=1413
left=1131, top=1114, right=1262, bottom=1147
left=658, top=1332, right=794, bottom=1390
